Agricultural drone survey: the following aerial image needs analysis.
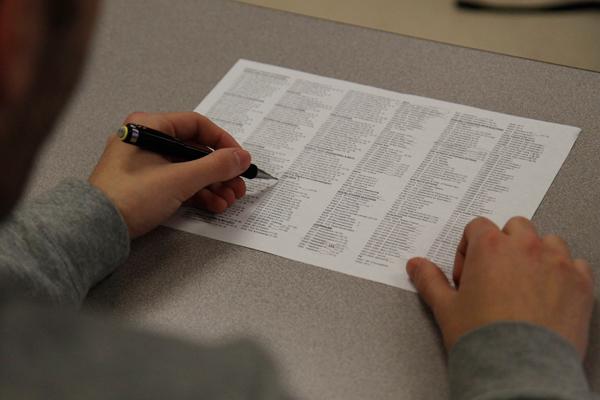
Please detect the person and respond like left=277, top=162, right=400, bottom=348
left=0, top=1, right=596, bottom=399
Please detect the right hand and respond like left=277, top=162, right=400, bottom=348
left=90, top=112, right=251, bottom=239
left=406, top=216, right=595, bottom=358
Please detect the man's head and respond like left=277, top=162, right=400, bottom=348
left=0, top=0, right=98, bottom=218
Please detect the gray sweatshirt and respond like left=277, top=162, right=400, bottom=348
left=0, top=179, right=596, bottom=399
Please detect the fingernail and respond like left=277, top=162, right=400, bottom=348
left=234, top=149, right=251, bottom=169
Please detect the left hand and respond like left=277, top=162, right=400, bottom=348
left=89, top=112, right=251, bottom=239
left=406, top=216, right=594, bottom=358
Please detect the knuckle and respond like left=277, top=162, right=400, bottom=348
left=554, top=256, right=572, bottom=271
left=124, top=112, right=147, bottom=123
left=198, top=113, right=220, bottom=131
left=193, top=113, right=212, bottom=130
left=508, top=216, right=530, bottom=226
left=544, top=233, right=561, bottom=242
left=469, top=216, right=492, bottom=228
left=197, top=113, right=210, bottom=124
left=465, top=216, right=498, bottom=238
left=575, top=262, right=594, bottom=292
left=543, top=234, right=568, bottom=249
left=521, top=233, right=542, bottom=255
left=478, top=229, right=501, bottom=248
left=574, top=270, right=594, bottom=294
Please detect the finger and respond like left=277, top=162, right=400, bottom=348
left=223, top=177, right=246, bottom=199
left=166, top=148, right=252, bottom=200
left=208, top=182, right=236, bottom=206
left=124, top=112, right=240, bottom=149
left=454, top=217, right=499, bottom=286
left=542, top=234, right=571, bottom=258
left=453, top=236, right=466, bottom=288
left=573, top=259, right=594, bottom=288
left=188, top=188, right=229, bottom=213
left=406, top=257, right=455, bottom=318
left=502, top=216, right=538, bottom=240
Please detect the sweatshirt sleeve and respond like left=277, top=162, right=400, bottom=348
left=0, top=179, right=130, bottom=306
left=449, top=321, right=598, bottom=400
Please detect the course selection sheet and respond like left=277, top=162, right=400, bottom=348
left=165, top=60, right=580, bottom=291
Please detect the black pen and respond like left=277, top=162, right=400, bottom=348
left=117, top=123, right=277, bottom=180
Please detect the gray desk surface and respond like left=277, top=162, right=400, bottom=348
left=27, top=0, right=600, bottom=399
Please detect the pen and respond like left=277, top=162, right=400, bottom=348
left=117, top=123, right=277, bottom=180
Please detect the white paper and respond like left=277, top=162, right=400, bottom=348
left=165, top=59, right=580, bottom=291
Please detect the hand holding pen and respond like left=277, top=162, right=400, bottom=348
left=118, top=123, right=276, bottom=180
left=89, top=112, right=273, bottom=238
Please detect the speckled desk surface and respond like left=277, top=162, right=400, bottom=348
left=26, top=0, right=600, bottom=399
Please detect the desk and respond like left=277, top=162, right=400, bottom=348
left=28, top=0, right=600, bottom=398
left=238, top=0, right=600, bottom=72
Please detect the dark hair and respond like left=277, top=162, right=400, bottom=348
left=43, top=0, right=79, bottom=33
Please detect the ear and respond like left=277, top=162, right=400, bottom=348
left=0, top=0, right=43, bottom=105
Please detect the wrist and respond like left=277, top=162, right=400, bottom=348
left=448, top=321, right=590, bottom=400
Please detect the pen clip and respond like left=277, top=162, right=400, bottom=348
left=190, top=144, right=214, bottom=153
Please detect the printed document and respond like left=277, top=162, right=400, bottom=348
left=165, top=60, right=580, bottom=291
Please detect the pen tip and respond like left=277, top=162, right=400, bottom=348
left=256, top=169, right=277, bottom=180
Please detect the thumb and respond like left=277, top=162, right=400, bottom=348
left=406, top=257, right=455, bottom=318
left=168, top=148, right=251, bottom=197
